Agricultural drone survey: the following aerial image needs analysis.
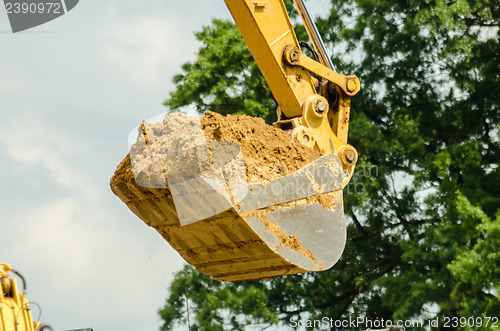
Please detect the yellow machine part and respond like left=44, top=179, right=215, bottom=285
left=111, top=0, right=360, bottom=282
left=111, top=153, right=346, bottom=282
left=111, top=113, right=347, bottom=281
left=0, top=263, right=39, bottom=331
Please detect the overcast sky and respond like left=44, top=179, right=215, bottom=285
left=0, top=1, right=329, bottom=330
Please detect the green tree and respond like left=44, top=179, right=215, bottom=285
left=165, top=19, right=276, bottom=123
left=160, top=0, right=500, bottom=329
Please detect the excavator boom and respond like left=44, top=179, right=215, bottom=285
left=0, top=263, right=39, bottom=331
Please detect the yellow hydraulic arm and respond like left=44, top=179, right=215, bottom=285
left=224, top=0, right=360, bottom=185
left=0, top=263, right=39, bottom=331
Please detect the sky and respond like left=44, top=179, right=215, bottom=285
left=0, top=1, right=328, bottom=330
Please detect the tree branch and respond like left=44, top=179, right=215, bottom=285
left=350, top=208, right=370, bottom=238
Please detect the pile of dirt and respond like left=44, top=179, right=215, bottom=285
left=200, top=111, right=321, bottom=182
left=114, top=111, right=322, bottom=192
left=109, top=111, right=332, bottom=280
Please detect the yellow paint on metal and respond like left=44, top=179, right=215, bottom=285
left=0, top=263, right=39, bottom=331
left=224, top=0, right=316, bottom=118
left=224, top=0, right=360, bottom=184
left=112, top=0, right=363, bottom=282
left=110, top=159, right=346, bottom=281
left=347, top=79, right=358, bottom=93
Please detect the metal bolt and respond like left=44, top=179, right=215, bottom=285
left=345, top=150, right=355, bottom=163
left=346, top=79, right=357, bottom=93
left=290, top=48, right=300, bottom=63
left=316, top=101, right=326, bottom=113
left=339, top=147, right=357, bottom=166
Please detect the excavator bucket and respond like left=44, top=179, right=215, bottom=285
left=111, top=111, right=346, bottom=281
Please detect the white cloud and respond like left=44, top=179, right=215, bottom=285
left=0, top=72, right=24, bottom=97
left=0, top=1, right=238, bottom=330
left=0, top=115, right=97, bottom=197
left=101, top=17, right=199, bottom=91
left=0, top=115, right=184, bottom=330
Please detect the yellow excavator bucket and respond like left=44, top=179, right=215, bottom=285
left=110, top=112, right=346, bottom=281
left=110, top=0, right=359, bottom=282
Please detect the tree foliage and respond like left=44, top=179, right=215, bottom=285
left=165, top=19, right=276, bottom=123
left=160, top=0, right=499, bottom=329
